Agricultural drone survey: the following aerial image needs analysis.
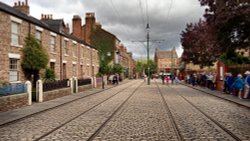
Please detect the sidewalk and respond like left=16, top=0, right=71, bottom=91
left=0, top=83, right=118, bottom=126
left=182, top=83, right=250, bottom=109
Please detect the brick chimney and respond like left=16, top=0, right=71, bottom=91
left=72, top=15, right=82, bottom=38
left=84, top=12, right=96, bottom=44
left=65, top=23, right=70, bottom=34
left=13, top=0, right=30, bottom=15
left=40, top=14, right=53, bottom=20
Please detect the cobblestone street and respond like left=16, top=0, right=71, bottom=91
left=0, top=79, right=250, bottom=141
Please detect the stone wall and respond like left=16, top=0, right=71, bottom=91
left=78, top=84, right=92, bottom=93
left=43, top=87, right=71, bottom=102
left=0, top=93, right=28, bottom=112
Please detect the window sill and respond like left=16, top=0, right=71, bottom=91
left=11, top=44, right=23, bottom=48
left=64, top=54, right=69, bottom=57
left=9, top=81, right=22, bottom=84
left=50, top=52, right=57, bottom=55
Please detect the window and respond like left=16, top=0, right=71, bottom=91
left=9, top=59, right=19, bottom=81
left=64, top=40, right=68, bottom=55
left=73, top=64, right=76, bottom=76
left=35, top=30, right=42, bottom=44
left=73, top=44, right=77, bottom=57
left=50, top=62, right=55, bottom=71
left=80, top=46, right=84, bottom=58
left=63, top=63, right=67, bottom=79
left=11, top=22, right=20, bottom=46
left=50, top=36, right=56, bottom=53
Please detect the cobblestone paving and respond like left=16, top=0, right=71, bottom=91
left=92, top=82, right=179, bottom=141
left=171, top=84, right=250, bottom=141
left=39, top=81, right=143, bottom=141
left=158, top=82, right=236, bottom=140
left=0, top=81, right=138, bottom=141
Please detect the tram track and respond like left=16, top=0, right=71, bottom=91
left=159, top=81, right=242, bottom=141
left=86, top=81, right=144, bottom=141
left=33, top=80, right=143, bottom=141
left=155, top=81, right=184, bottom=141
left=0, top=81, right=130, bottom=127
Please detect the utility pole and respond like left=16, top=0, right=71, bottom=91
left=146, top=23, right=150, bottom=85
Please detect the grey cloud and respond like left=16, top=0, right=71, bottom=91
left=5, top=0, right=205, bottom=59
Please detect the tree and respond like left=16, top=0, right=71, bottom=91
left=21, top=35, right=49, bottom=85
left=199, top=0, right=250, bottom=52
left=136, top=59, right=156, bottom=76
left=181, top=20, right=221, bottom=68
left=112, top=64, right=123, bottom=74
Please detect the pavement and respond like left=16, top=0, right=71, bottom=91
left=0, top=83, right=116, bottom=126
left=182, top=82, right=250, bottom=108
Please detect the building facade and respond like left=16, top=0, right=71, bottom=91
left=0, top=1, right=99, bottom=83
left=71, top=12, right=136, bottom=78
left=154, top=47, right=179, bottom=74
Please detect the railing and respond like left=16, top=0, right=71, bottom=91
left=43, top=79, right=69, bottom=92
left=0, top=83, right=26, bottom=96
left=78, top=78, right=91, bottom=86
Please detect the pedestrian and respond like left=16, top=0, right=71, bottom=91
left=161, top=74, right=165, bottom=84
left=244, top=71, right=250, bottom=99
left=227, top=73, right=234, bottom=94
left=231, top=74, right=244, bottom=99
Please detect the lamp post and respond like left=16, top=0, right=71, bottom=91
left=146, top=23, right=150, bottom=85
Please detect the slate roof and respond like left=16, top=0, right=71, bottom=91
left=0, top=2, right=96, bottom=49
left=156, top=50, right=178, bottom=59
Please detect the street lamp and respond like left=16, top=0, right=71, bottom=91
left=146, top=23, right=150, bottom=85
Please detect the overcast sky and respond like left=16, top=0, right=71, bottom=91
left=5, top=0, right=205, bottom=60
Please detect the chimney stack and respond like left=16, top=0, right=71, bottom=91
left=72, top=15, right=82, bottom=38
left=13, top=0, right=30, bottom=15
left=41, top=14, right=53, bottom=20
left=65, top=23, right=70, bottom=34
left=84, top=12, right=96, bottom=44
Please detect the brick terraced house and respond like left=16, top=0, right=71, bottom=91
left=0, top=1, right=99, bottom=83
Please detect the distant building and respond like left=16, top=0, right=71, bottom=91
left=0, top=0, right=99, bottom=82
left=154, top=47, right=178, bottom=74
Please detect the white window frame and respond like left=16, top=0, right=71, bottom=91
left=9, top=58, right=19, bottom=82
left=64, top=40, right=68, bottom=55
left=11, top=21, right=21, bottom=47
left=50, top=35, right=56, bottom=53
left=35, top=30, right=42, bottom=44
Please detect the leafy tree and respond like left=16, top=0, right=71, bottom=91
left=21, top=35, right=49, bottom=85
left=99, top=63, right=113, bottom=75
left=199, top=0, right=250, bottom=52
left=181, top=20, right=221, bottom=68
left=136, top=60, right=156, bottom=77
left=43, top=67, right=56, bottom=82
left=112, top=64, right=123, bottom=74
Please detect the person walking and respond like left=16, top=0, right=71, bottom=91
left=231, top=74, right=244, bottom=99
left=244, top=71, right=250, bottom=99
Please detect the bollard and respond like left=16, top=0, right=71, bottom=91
left=70, top=78, right=74, bottom=94
left=36, top=80, right=43, bottom=102
left=74, top=77, right=78, bottom=93
left=25, top=81, right=32, bottom=105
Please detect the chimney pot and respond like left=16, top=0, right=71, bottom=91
left=25, top=0, right=28, bottom=5
left=22, top=2, right=24, bottom=5
left=14, top=2, right=17, bottom=6
left=18, top=1, right=21, bottom=6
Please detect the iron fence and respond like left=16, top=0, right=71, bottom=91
left=0, top=83, right=26, bottom=96
left=78, top=78, right=91, bottom=86
left=43, top=79, right=69, bottom=92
